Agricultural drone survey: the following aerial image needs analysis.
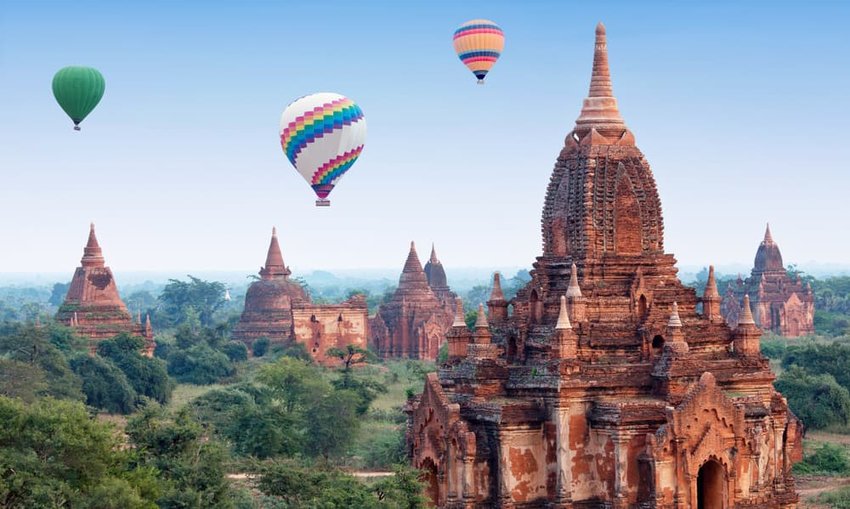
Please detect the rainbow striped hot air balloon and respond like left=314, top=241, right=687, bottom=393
left=453, top=19, right=504, bottom=84
left=279, top=93, right=366, bottom=207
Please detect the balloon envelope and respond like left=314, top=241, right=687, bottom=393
left=52, top=66, right=105, bottom=130
left=453, top=19, right=504, bottom=83
left=279, top=93, right=366, bottom=206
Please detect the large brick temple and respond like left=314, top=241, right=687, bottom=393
left=722, top=225, right=814, bottom=337
left=55, top=224, right=154, bottom=356
left=370, top=242, right=457, bottom=360
left=407, top=24, right=802, bottom=509
left=232, top=228, right=368, bottom=364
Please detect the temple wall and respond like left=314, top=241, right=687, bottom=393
left=292, top=297, right=368, bottom=365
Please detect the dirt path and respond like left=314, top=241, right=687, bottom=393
left=796, top=475, right=850, bottom=507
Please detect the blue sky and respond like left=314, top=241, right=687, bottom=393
left=1, top=0, right=848, bottom=274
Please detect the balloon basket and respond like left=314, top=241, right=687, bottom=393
left=477, top=79, right=485, bottom=85
left=73, top=126, right=81, bottom=131
left=315, top=199, right=331, bottom=207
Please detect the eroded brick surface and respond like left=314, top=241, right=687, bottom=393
left=407, top=24, right=802, bottom=509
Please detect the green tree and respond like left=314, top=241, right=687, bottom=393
left=48, top=282, right=70, bottom=307
left=252, top=337, right=270, bottom=357
left=0, top=322, right=83, bottom=401
left=257, top=357, right=329, bottom=414
left=97, top=334, right=173, bottom=404
left=220, top=341, right=248, bottom=362
left=303, top=389, right=361, bottom=459
left=126, top=404, right=234, bottom=508
left=783, top=343, right=850, bottom=390
left=167, top=344, right=235, bottom=385
left=158, top=276, right=227, bottom=328
left=775, top=366, right=850, bottom=429
left=0, top=396, right=159, bottom=508
left=70, top=355, right=138, bottom=414
left=0, top=358, right=47, bottom=402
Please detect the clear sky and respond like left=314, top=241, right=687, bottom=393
left=1, top=0, right=848, bottom=275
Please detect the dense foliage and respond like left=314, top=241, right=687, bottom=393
left=794, top=442, right=850, bottom=475
left=775, top=366, right=850, bottom=429
left=0, top=396, right=160, bottom=508
left=98, top=334, right=173, bottom=405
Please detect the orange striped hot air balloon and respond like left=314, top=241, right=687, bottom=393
left=453, top=19, right=504, bottom=84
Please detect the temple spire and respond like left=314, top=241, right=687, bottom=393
left=704, top=265, right=720, bottom=298
left=475, top=303, right=489, bottom=329
left=452, top=298, right=466, bottom=328
left=575, top=22, right=625, bottom=131
left=260, top=227, right=290, bottom=279
left=556, top=295, right=572, bottom=330
left=490, top=272, right=505, bottom=301
left=566, top=263, right=582, bottom=298
left=81, top=223, right=105, bottom=268
left=429, top=243, right=439, bottom=264
left=739, top=295, right=756, bottom=325
left=763, top=223, right=774, bottom=245
left=667, top=302, right=683, bottom=328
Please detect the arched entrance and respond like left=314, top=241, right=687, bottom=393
left=420, top=457, right=440, bottom=506
left=697, top=459, right=726, bottom=509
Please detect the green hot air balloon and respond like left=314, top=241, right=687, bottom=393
left=52, top=66, right=105, bottom=131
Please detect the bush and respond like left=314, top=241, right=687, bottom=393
left=253, top=337, right=270, bottom=357
left=97, top=334, right=173, bottom=404
left=70, top=355, right=138, bottom=414
left=760, top=337, right=787, bottom=359
left=220, top=341, right=248, bottom=362
left=775, top=366, right=850, bottom=429
left=795, top=442, right=850, bottom=475
left=783, top=343, right=850, bottom=389
left=167, top=344, right=235, bottom=384
left=363, top=426, right=407, bottom=469
left=818, top=485, right=850, bottom=509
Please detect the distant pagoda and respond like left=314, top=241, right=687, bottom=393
left=722, top=224, right=815, bottom=336
left=232, top=227, right=310, bottom=348
left=56, top=224, right=154, bottom=356
left=370, top=242, right=457, bottom=360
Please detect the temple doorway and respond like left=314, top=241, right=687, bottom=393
left=420, top=457, right=440, bottom=506
left=697, top=459, right=726, bottom=509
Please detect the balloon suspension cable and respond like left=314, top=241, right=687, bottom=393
left=315, top=199, right=331, bottom=207
left=73, top=125, right=81, bottom=131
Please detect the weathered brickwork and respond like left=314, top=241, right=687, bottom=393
left=233, top=228, right=368, bottom=364
left=55, top=224, right=154, bottom=356
left=408, top=24, right=802, bottom=509
left=722, top=226, right=815, bottom=337
left=370, top=243, right=457, bottom=360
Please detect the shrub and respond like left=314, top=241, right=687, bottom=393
left=795, top=442, right=850, bottom=475
left=221, top=341, right=248, bottom=362
left=70, top=355, right=138, bottom=414
left=775, top=366, right=850, bottom=429
left=253, top=337, right=270, bottom=357
left=167, top=344, right=235, bottom=385
left=97, top=334, right=173, bottom=404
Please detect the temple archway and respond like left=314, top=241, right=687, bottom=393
left=420, top=457, right=440, bottom=506
left=697, top=459, right=726, bottom=509
left=638, top=295, right=648, bottom=321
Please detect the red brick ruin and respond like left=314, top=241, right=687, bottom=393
left=55, top=224, right=154, bottom=356
left=407, top=24, right=802, bottom=509
left=370, top=242, right=457, bottom=360
left=722, top=225, right=815, bottom=337
left=232, top=228, right=368, bottom=364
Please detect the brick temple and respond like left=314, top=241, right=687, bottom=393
left=407, top=24, right=802, bottom=509
left=370, top=242, right=457, bottom=360
left=722, top=225, right=814, bottom=337
left=232, top=228, right=368, bottom=364
left=56, top=224, right=154, bottom=356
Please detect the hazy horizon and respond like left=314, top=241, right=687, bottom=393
left=2, top=1, right=848, bottom=273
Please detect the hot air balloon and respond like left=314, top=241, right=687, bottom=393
left=52, top=66, right=105, bottom=131
left=279, top=93, right=366, bottom=207
left=453, top=19, right=504, bottom=84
